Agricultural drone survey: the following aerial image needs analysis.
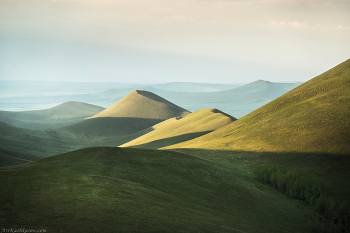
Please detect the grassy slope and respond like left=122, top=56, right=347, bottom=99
left=0, top=148, right=40, bottom=167
left=91, top=90, right=190, bottom=120
left=0, top=101, right=105, bottom=130
left=0, top=147, right=315, bottom=232
left=165, top=59, right=350, bottom=154
left=164, top=59, right=350, bottom=202
left=121, top=109, right=236, bottom=149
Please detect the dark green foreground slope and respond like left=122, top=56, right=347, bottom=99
left=0, top=147, right=315, bottom=232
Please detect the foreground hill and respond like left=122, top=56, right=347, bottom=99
left=121, top=109, right=236, bottom=149
left=0, top=147, right=314, bottom=232
left=165, top=59, right=350, bottom=155
left=0, top=101, right=105, bottom=130
left=91, top=90, right=190, bottom=120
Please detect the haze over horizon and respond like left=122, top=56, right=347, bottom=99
left=1, top=0, right=349, bottom=83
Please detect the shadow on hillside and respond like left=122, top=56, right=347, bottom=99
left=127, top=131, right=212, bottom=149
left=165, top=148, right=350, bottom=202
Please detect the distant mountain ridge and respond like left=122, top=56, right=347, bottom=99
left=0, top=80, right=301, bottom=118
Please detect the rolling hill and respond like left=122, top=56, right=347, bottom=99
left=164, top=59, right=350, bottom=154
left=0, top=122, right=78, bottom=158
left=90, top=90, right=190, bottom=119
left=121, top=108, right=236, bottom=149
left=0, top=101, right=105, bottom=130
left=0, top=147, right=315, bottom=232
left=164, top=59, right=350, bottom=205
left=60, top=90, right=191, bottom=147
left=0, top=147, right=41, bottom=167
left=0, top=90, right=192, bottom=162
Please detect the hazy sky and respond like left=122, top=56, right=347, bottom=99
left=0, top=0, right=349, bottom=83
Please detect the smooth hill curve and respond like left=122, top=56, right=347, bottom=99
left=121, top=108, right=236, bottom=149
left=91, top=90, right=190, bottom=120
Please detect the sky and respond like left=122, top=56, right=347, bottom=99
left=0, top=0, right=349, bottom=83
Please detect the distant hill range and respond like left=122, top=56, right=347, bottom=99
left=0, top=80, right=301, bottom=118
left=0, top=101, right=105, bottom=130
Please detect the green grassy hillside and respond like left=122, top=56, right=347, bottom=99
left=0, top=147, right=315, bottom=232
left=0, top=101, right=105, bottom=130
left=91, top=90, right=190, bottom=120
left=165, top=59, right=350, bottom=155
left=0, top=148, right=40, bottom=167
left=121, top=109, right=236, bottom=149
left=0, top=122, right=78, bottom=158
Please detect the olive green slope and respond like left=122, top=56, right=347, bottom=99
left=0, top=147, right=40, bottom=167
left=0, top=147, right=315, bottom=232
left=0, top=101, right=105, bottom=130
left=121, top=109, right=236, bottom=149
left=91, top=90, right=190, bottom=120
left=0, top=122, right=78, bottom=158
left=165, top=59, right=350, bottom=155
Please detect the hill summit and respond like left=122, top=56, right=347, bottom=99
left=91, top=90, right=190, bottom=120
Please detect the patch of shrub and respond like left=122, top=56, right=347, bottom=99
left=254, top=165, right=350, bottom=233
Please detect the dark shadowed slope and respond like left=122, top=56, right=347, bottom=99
left=0, top=147, right=40, bottom=167
left=0, top=101, right=105, bottom=130
left=0, top=147, right=314, bottom=232
left=166, top=59, right=350, bottom=155
left=121, top=108, right=236, bottom=149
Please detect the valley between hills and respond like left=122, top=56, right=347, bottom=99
left=0, top=59, right=349, bottom=232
